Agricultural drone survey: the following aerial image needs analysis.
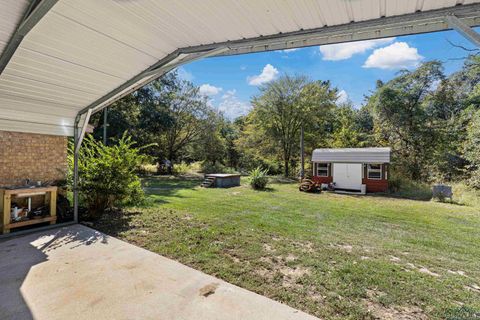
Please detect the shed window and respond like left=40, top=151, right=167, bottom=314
left=317, top=163, right=329, bottom=177
left=367, top=164, right=382, bottom=180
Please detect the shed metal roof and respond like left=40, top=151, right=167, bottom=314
left=1, top=1, right=480, bottom=136
left=312, top=147, right=391, bottom=163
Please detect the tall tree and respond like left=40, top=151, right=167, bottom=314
left=465, top=109, right=480, bottom=188
left=251, top=75, right=337, bottom=177
left=190, top=110, right=227, bottom=166
left=329, top=104, right=364, bottom=148
left=368, top=61, right=445, bottom=180
left=137, top=72, right=212, bottom=172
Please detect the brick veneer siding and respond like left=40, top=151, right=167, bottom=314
left=0, top=131, right=68, bottom=187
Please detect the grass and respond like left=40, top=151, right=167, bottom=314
left=452, top=182, right=480, bottom=208
left=93, top=176, right=480, bottom=319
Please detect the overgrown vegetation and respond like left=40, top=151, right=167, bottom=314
left=68, top=134, right=149, bottom=219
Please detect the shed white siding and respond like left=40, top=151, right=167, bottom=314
left=312, top=148, right=391, bottom=164
left=333, top=163, right=363, bottom=190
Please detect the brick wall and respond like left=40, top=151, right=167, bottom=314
left=0, top=131, right=68, bottom=187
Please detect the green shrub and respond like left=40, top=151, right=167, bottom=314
left=451, top=182, right=480, bottom=208
left=249, top=167, right=269, bottom=190
left=468, top=168, right=480, bottom=190
left=189, top=161, right=202, bottom=173
left=200, top=161, right=237, bottom=174
left=68, top=133, right=150, bottom=219
left=139, top=163, right=157, bottom=175
left=173, top=162, right=190, bottom=175
left=388, top=174, right=432, bottom=201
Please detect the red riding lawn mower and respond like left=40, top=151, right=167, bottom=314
left=299, top=177, right=335, bottom=193
left=299, top=176, right=324, bottom=193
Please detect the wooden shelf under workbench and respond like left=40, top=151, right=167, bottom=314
left=0, top=186, right=57, bottom=234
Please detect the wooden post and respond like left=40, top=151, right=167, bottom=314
left=44, top=188, right=57, bottom=224
left=2, top=193, right=11, bottom=234
left=0, top=190, right=4, bottom=233
left=49, top=189, right=57, bottom=224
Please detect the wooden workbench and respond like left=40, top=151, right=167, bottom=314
left=0, top=186, right=57, bottom=234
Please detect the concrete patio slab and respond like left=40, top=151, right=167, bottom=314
left=0, top=224, right=319, bottom=320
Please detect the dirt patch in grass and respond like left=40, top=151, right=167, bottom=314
left=401, top=261, right=441, bottom=277
left=263, top=243, right=275, bottom=253
left=255, top=267, right=271, bottom=279
left=464, top=284, right=480, bottom=293
left=418, top=267, right=440, bottom=277
left=447, top=270, right=466, bottom=277
left=390, top=256, right=401, bottom=262
left=278, top=253, right=297, bottom=262
left=257, top=252, right=311, bottom=289
left=329, top=243, right=354, bottom=253
left=280, top=265, right=311, bottom=278
left=364, top=300, right=427, bottom=320
left=292, top=240, right=315, bottom=253
left=224, top=249, right=242, bottom=263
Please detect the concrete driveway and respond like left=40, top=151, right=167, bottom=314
left=0, top=224, right=318, bottom=320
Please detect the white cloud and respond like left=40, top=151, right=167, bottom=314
left=283, top=48, right=299, bottom=53
left=176, top=67, right=194, bottom=81
left=363, top=42, right=423, bottom=70
left=319, top=38, right=395, bottom=61
left=221, top=89, right=236, bottom=100
left=199, top=84, right=222, bottom=96
left=247, top=64, right=279, bottom=86
left=337, top=90, right=348, bottom=104
left=218, top=89, right=252, bottom=120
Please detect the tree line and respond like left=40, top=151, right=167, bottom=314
left=91, top=55, right=480, bottom=188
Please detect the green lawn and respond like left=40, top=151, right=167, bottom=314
left=93, top=177, right=480, bottom=319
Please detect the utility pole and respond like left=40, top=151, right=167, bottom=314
left=300, top=124, right=304, bottom=180
left=103, top=107, right=108, bottom=145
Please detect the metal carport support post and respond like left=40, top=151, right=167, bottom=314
left=447, top=14, right=480, bottom=47
left=73, top=109, right=92, bottom=223
left=73, top=115, right=79, bottom=223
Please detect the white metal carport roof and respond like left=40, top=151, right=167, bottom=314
left=0, top=0, right=480, bottom=137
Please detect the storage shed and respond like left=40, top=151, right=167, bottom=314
left=312, top=148, right=391, bottom=193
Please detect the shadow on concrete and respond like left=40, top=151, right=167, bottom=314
left=0, top=226, right=107, bottom=320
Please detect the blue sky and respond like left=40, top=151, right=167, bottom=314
left=177, top=28, right=479, bottom=119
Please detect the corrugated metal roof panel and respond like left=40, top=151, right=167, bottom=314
left=0, top=0, right=29, bottom=53
left=312, top=148, right=391, bottom=163
left=0, top=119, right=73, bottom=136
left=0, top=1, right=479, bottom=136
